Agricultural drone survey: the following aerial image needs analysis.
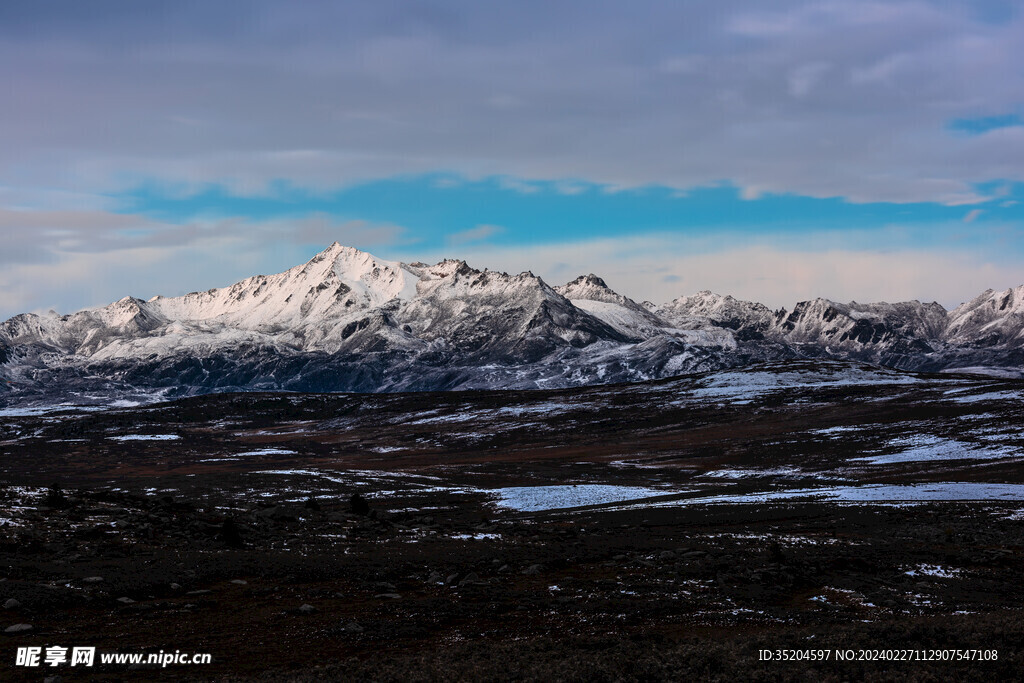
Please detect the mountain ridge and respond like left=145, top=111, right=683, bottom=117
left=2, top=243, right=1024, bottom=400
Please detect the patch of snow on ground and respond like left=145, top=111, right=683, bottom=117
left=700, top=467, right=805, bottom=479
left=853, top=435, right=1018, bottom=465
left=403, top=402, right=574, bottom=426
left=707, top=532, right=842, bottom=546
left=366, top=486, right=476, bottom=497
left=449, top=533, right=501, bottom=540
left=250, top=468, right=469, bottom=497
left=490, top=484, right=680, bottom=512
left=0, top=406, right=59, bottom=417
left=494, top=402, right=572, bottom=417
left=108, top=434, right=180, bottom=441
left=343, top=469, right=441, bottom=481
left=234, top=448, right=296, bottom=456
left=0, top=404, right=102, bottom=417
left=905, top=564, right=961, bottom=579
left=613, top=482, right=1024, bottom=509
left=957, top=413, right=998, bottom=422
left=945, top=390, right=1024, bottom=404
left=966, top=427, right=1022, bottom=443
left=404, top=410, right=483, bottom=425
left=607, top=460, right=667, bottom=469
left=682, top=365, right=923, bottom=404
left=940, top=367, right=1024, bottom=379
left=200, top=448, right=297, bottom=461
left=811, top=425, right=873, bottom=437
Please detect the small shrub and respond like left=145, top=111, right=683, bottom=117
left=350, top=493, right=370, bottom=516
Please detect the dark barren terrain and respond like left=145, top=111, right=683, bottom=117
left=2, top=359, right=1024, bottom=681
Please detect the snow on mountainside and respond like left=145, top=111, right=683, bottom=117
left=396, top=262, right=629, bottom=363
left=556, top=274, right=644, bottom=310
left=945, top=285, right=1024, bottom=347
left=1, top=296, right=169, bottom=355
left=779, top=298, right=948, bottom=343
left=2, top=243, right=423, bottom=357
left=555, top=274, right=674, bottom=341
left=2, top=242, right=1024, bottom=399
left=148, top=243, right=420, bottom=328
left=776, top=298, right=949, bottom=368
left=658, top=291, right=776, bottom=341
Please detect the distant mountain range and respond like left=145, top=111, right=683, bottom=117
left=2, top=242, right=1024, bottom=401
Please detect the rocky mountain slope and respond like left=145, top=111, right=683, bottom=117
left=2, top=242, right=1024, bottom=401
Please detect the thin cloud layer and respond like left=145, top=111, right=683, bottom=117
left=0, top=0, right=1021, bottom=204
left=415, top=236, right=1020, bottom=311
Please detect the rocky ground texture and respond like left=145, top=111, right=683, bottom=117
left=2, top=360, right=1024, bottom=680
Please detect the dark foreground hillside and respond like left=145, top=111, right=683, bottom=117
left=2, top=360, right=1023, bottom=680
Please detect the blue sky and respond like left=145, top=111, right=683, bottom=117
left=114, top=175, right=1024, bottom=257
left=949, top=114, right=1024, bottom=135
left=1, top=1, right=1023, bottom=316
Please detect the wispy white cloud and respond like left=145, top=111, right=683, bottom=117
left=787, top=62, right=832, bottom=97
left=496, top=177, right=541, bottom=194
left=447, top=224, right=504, bottom=245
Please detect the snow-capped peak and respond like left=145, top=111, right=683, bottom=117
left=320, top=243, right=420, bottom=305
left=554, top=274, right=670, bottom=340
left=661, top=290, right=769, bottom=317
left=657, top=291, right=775, bottom=335
left=146, top=244, right=420, bottom=330
left=555, top=274, right=643, bottom=309
left=559, top=273, right=610, bottom=294
left=6, top=243, right=1024, bottom=398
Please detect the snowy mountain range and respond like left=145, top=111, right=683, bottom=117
left=3, top=242, right=1024, bottom=401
